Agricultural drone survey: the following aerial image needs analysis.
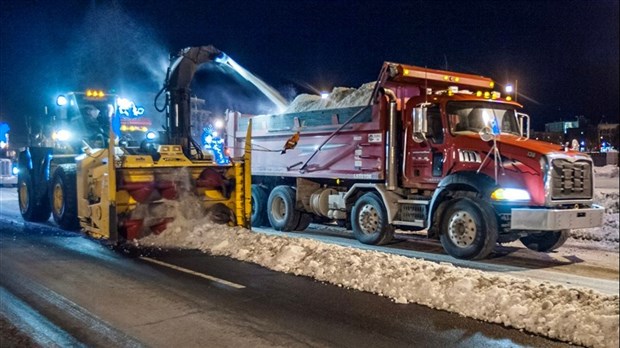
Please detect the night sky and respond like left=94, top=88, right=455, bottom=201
left=1, top=0, right=618, bottom=145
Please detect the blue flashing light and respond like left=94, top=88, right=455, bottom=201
left=0, top=122, right=9, bottom=143
left=201, top=126, right=229, bottom=165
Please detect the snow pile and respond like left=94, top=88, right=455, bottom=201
left=594, top=165, right=619, bottom=179
left=139, top=218, right=619, bottom=348
left=284, top=82, right=375, bottom=113
left=571, top=165, right=619, bottom=248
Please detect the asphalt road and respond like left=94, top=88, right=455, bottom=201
left=0, top=187, right=574, bottom=347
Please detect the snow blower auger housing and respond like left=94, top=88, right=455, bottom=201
left=75, top=131, right=251, bottom=241
left=17, top=45, right=252, bottom=242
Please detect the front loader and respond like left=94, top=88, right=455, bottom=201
left=17, top=46, right=252, bottom=242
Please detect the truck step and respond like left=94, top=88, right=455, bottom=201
left=397, top=199, right=429, bottom=205
left=392, top=220, right=425, bottom=227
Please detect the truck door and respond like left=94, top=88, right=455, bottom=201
left=402, top=103, right=445, bottom=189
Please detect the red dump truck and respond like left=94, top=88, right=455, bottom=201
left=227, top=62, right=604, bottom=260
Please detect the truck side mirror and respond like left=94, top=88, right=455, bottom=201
left=412, top=106, right=428, bottom=143
left=516, top=112, right=530, bottom=140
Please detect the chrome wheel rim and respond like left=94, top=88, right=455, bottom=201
left=271, top=196, right=286, bottom=222
left=447, top=211, right=477, bottom=247
left=357, top=204, right=379, bottom=235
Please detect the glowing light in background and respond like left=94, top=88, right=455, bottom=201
left=116, top=97, right=145, bottom=118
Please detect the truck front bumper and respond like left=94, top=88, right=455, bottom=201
left=0, top=175, right=17, bottom=186
left=510, top=205, right=604, bottom=231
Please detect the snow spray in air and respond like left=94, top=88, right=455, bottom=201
left=215, top=54, right=289, bottom=113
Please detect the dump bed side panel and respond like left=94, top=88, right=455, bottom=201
left=232, top=104, right=387, bottom=181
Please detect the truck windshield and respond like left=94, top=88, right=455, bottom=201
left=446, top=101, right=520, bottom=135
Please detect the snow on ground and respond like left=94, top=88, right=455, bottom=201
left=137, top=168, right=620, bottom=348
left=571, top=166, right=620, bottom=250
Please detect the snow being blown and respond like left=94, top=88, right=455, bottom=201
left=138, top=193, right=619, bottom=348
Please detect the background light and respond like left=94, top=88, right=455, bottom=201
left=55, top=129, right=72, bottom=141
left=505, top=84, right=514, bottom=93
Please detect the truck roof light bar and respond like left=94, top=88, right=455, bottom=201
left=390, top=63, right=495, bottom=90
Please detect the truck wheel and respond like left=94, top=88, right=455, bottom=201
left=267, top=185, right=300, bottom=231
left=251, top=185, right=269, bottom=227
left=439, top=197, right=498, bottom=260
left=17, top=169, right=51, bottom=222
left=520, top=230, right=570, bottom=252
left=294, top=213, right=313, bottom=231
left=351, top=192, right=394, bottom=245
left=50, top=165, right=80, bottom=231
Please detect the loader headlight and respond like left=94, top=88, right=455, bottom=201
left=56, top=95, right=68, bottom=106
left=53, top=129, right=72, bottom=142
left=491, top=188, right=531, bottom=202
left=145, top=131, right=157, bottom=140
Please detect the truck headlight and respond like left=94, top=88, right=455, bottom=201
left=12, top=166, right=19, bottom=175
left=53, top=129, right=72, bottom=142
left=491, top=188, right=531, bottom=201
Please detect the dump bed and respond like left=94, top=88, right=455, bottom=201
left=229, top=104, right=388, bottom=181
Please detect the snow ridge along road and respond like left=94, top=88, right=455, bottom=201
left=137, top=166, right=620, bottom=348
left=139, top=219, right=619, bottom=348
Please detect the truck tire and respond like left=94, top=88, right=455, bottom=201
left=294, top=213, right=313, bottom=231
left=439, top=197, right=498, bottom=260
left=50, top=165, right=80, bottom=231
left=351, top=192, right=394, bottom=245
left=251, top=185, right=269, bottom=227
left=267, top=185, right=300, bottom=231
left=519, top=230, right=570, bottom=252
left=17, top=169, right=51, bottom=222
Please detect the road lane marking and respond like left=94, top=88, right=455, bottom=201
left=139, top=257, right=246, bottom=289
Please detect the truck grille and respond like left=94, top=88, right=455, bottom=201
left=0, top=159, right=11, bottom=176
left=550, top=159, right=592, bottom=200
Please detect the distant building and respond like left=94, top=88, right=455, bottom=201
left=531, top=131, right=564, bottom=146
left=544, top=120, right=579, bottom=134
left=541, top=116, right=617, bottom=152
left=598, top=123, right=619, bottom=151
